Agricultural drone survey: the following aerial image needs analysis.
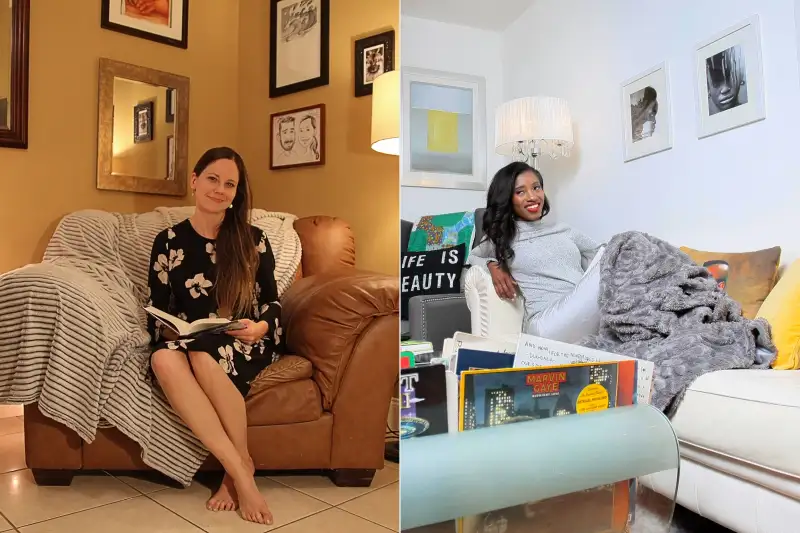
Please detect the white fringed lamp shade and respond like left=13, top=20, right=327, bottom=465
left=371, top=70, right=400, bottom=156
left=495, top=96, right=574, bottom=160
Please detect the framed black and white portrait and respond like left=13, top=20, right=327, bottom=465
left=354, top=29, right=395, bottom=97
left=620, top=62, right=673, bottom=162
left=695, top=15, right=765, bottom=139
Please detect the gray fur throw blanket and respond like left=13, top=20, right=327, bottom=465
left=578, top=231, right=775, bottom=415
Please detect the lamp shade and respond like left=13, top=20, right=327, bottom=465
left=495, top=96, right=574, bottom=156
left=371, top=70, right=400, bottom=155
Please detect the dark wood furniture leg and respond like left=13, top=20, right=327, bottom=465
left=31, top=469, right=75, bottom=486
left=327, top=468, right=376, bottom=487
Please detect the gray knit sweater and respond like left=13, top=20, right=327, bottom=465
left=468, top=220, right=600, bottom=319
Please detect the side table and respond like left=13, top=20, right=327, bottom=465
left=400, top=404, right=680, bottom=532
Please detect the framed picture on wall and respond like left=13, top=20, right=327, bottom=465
left=401, top=67, right=487, bottom=191
left=354, top=29, right=395, bottom=97
left=269, top=104, right=325, bottom=170
left=101, top=0, right=189, bottom=49
left=165, top=88, right=176, bottom=123
left=620, top=62, right=673, bottom=162
left=269, top=0, right=330, bottom=98
left=694, top=15, right=765, bottom=139
left=133, top=101, right=154, bottom=144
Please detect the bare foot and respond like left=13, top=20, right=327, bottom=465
left=235, top=476, right=273, bottom=525
left=206, top=473, right=237, bottom=512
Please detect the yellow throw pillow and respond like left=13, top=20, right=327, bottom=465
left=757, top=259, right=800, bottom=370
left=681, top=246, right=781, bottom=319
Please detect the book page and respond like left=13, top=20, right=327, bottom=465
left=452, top=332, right=518, bottom=354
left=144, top=306, right=191, bottom=336
left=514, top=333, right=654, bottom=405
left=188, top=317, right=235, bottom=335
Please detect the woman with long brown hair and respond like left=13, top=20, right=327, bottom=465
left=146, top=147, right=281, bottom=525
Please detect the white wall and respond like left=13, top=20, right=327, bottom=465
left=504, top=0, right=800, bottom=264
left=400, top=16, right=505, bottom=222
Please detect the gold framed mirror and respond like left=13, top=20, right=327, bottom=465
left=0, top=0, right=30, bottom=149
left=97, top=58, right=190, bottom=196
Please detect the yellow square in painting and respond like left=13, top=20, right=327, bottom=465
left=427, top=110, right=459, bottom=153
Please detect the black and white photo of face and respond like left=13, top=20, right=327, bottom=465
left=630, top=86, right=658, bottom=143
left=364, top=44, right=385, bottom=84
left=706, top=45, right=748, bottom=116
left=138, top=110, right=148, bottom=136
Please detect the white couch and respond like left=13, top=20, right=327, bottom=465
left=463, top=264, right=800, bottom=533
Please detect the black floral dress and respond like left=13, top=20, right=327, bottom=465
left=146, top=219, right=283, bottom=396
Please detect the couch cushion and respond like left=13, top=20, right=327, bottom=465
left=247, top=354, right=313, bottom=397
left=671, top=369, right=800, bottom=478
left=680, top=246, right=780, bottom=319
left=245, top=378, right=322, bottom=426
left=757, top=259, right=800, bottom=369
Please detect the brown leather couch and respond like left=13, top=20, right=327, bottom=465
left=24, top=215, right=399, bottom=488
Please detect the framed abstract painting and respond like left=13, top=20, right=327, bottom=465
left=401, top=67, right=487, bottom=191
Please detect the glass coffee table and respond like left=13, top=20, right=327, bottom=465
left=400, top=404, right=679, bottom=533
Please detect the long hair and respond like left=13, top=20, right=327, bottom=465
left=299, top=115, right=320, bottom=160
left=482, top=161, right=550, bottom=270
left=193, top=147, right=258, bottom=318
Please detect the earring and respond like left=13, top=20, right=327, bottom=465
left=228, top=203, right=233, bottom=209
left=191, top=189, right=195, bottom=196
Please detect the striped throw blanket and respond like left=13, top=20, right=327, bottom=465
left=0, top=207, right=301, bottom=486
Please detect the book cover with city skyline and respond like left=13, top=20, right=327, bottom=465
left=455, top=361, right=637, bottom=533
left=459, top=361, right=635, bottom=431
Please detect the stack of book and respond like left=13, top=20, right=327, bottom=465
left=400, top=332, right=656, bottom=533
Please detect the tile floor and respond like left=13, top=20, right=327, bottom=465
left=0, top=407, right=399, bottom=532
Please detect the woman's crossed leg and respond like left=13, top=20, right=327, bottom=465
left=151, top=348, right=272, bottom=525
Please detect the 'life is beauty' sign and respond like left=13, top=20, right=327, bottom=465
left=400, top=244, right=466, bottom=319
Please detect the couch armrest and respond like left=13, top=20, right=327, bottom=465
left=464, top=264, right=526, bottom=338
left=408, top=294, right=470, bottom=352
left=281, top=268, right=398, bottom=410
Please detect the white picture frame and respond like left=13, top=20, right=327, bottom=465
left=694, top=15, right=766, bottom=139
left=401, top=67, right=487, bottom=190
left=621, top=62, right=673, bottom=162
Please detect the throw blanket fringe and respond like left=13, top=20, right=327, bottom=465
left=0, top=208, right=301, bottom=485
left=578, top=231, right=775, bottom=415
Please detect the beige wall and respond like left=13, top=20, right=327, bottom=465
left=0, top=2, right=10, bottom=104
left=0, top=0, right=399, bottom=277
left=0, top=0, right=239, bottom=273
left=238, top=0, right=400, bottom=276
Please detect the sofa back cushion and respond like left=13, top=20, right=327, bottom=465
left=680, top=245, right=781, bottom=319
left=294, top=216, right=355, bottom=277
left=757, top=259, right=800, bottom=370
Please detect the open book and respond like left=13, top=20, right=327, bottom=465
left=145, top=307, right=245, bottom=338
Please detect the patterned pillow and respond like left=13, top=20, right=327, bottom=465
left=680, top=246, right=781, bottom=319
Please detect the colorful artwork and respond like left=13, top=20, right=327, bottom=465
left=407, top=211, right=476, bottom=252
left=399, top=365, right=448, bottom=439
